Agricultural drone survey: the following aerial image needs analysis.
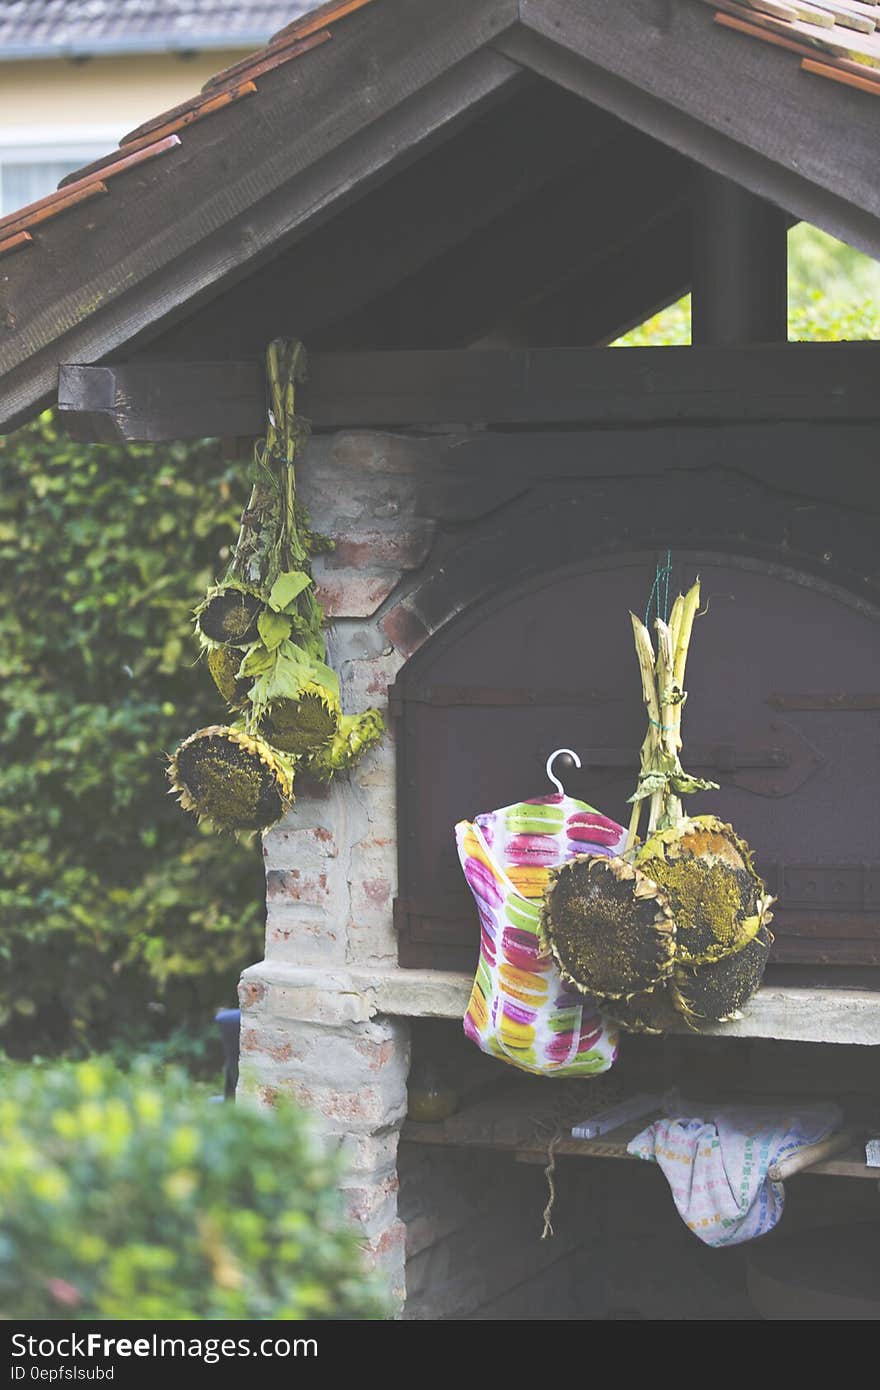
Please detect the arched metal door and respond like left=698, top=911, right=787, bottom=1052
left=393, top=552, right=880, bottom=971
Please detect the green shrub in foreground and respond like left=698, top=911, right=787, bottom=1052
left=0, top=1058, right=387, bottom=1320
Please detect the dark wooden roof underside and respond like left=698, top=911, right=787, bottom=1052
left=2, top=0, right=880, bottom=432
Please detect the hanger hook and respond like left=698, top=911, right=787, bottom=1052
left=546, top=748, right=581, bottom=796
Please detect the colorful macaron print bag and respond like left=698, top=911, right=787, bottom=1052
left=455, top=793, right=625, bottom=1077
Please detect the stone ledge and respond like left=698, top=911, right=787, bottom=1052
left=241, top=962, right=880, bottom=1045
left=240, top=961, right=469, bottom=1024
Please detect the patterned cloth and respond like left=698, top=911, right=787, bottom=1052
left=455, top=794, right=626, bottom=1077
left=627, top=1102, right=843, bottom=1246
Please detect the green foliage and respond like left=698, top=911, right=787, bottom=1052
left=0, top=1058, right=387, bottom=1320
left=788, top=223, right=880, bottom=306
left=613, top=294, right=691, bottom=347
left=613, top=226, right=880, bottom=348
left=0, top=413, right=265, bottom=1059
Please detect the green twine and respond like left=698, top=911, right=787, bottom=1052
left=644, top=549, right=672, bottom=629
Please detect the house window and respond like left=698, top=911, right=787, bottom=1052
left=0, top=133, right=122, bottom=215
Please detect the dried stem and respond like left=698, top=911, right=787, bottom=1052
left=626, top=579, right=703, bottom=849
left=626, top=614, right=661, bottom=851
left=654, top=618, right=680, bottom=829
left=672, top=579, right=701, bottom=749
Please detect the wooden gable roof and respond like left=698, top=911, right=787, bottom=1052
left=1, top=0, right=879, bottom=432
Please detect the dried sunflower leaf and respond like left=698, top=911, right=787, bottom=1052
left=305, top=657, right=340, bottom=700
left=670, top=772, right=720, bottom=795
left=267, top=570, right=312, bottom=612
left=239, top=644, right=275, bottom=677
left=627, top=772, right=669, bottom=802
left=248, top=640, right=314, bottom=711
left=257, top=609, right=292, bottom=650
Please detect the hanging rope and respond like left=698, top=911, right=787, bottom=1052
left=540, top=1131, right=562, bottom=1240
left=644, top=548, right=672, bottom=629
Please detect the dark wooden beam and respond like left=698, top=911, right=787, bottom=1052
left=499, top=9, right=880, bottom=262
left=57, top=342, right=880, bottom=441
left=147, top=83, right=624, bottom=361
left=691, top=169, right=788, bottom=346
left=315, top=129, right=691, bottom=349
left=489, top=197, right=690, bottom=347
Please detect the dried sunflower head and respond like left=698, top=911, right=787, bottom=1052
left=600, top=981, right=682, bottom=1036
left=195, top=585, right=263, bottom=647
left=306, top=709, right=386, bottom=782
left=207, top=646, right=251, bottom=708
left=261, top=684, right=340, bottom=755
left=669, top=917, right=774, bottom=1026
left=636, top=815, right=766, bottom=966
left=540, top=854, right=675, bottom=1001
left=168, top=725, right=292, bottom=833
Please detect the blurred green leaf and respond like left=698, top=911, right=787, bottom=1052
left=0, top=1058, right=388, bottom=1320
left=0, top=415, right=264, bottom=1062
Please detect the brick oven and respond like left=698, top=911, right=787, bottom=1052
left=233, top=387, right=880, bottom=1315
left=3, top=0, right=880, bottom=1319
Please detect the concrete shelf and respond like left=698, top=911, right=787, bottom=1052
left=243, top=959, right=880, bottom=1045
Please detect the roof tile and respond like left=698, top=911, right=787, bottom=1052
left=114, top=81, right=257, bottom=153
left=269, top=0, right=376, bottom=45
left=201, top=28, right=331, bottom=92
left=705, top=0, right=880, bottom=86
left=802, top=52, right=880, bottom=89
left=0, top=136, right=180, bottom=241
left=0, top=230, right=34, bottom=263
left=0, top=2, right=374, bottom=252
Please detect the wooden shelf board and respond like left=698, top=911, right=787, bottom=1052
left=402, top=1096, right=878, bottom=1181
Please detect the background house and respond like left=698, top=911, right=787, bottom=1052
left=0, top=1, right=316, bottom=213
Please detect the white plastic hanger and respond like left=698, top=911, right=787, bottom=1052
left=545, top=748, right=581, bottom=796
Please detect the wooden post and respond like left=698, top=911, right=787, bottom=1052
left=691, top=170, right=788, bottom=346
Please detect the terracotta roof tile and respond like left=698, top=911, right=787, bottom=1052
left=0, top=181, right=110, bottom=240
left=0, top=230, right=34, bottom=263
left=715, top=7, right=880, bottom=82
left=201, top=29, right=331, bottom=91
left=109, top=82, right=257, bottom=156
left=0, top=1, right=374, bottom=251
left=0, top=136, right=180, bottom=244
left=269, top=0, right=377, bottom=44
left=802, top=51, right=880, bottom=87
left=703, top=0, right=880, bottom=92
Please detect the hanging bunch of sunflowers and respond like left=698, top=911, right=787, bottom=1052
left=168, top=340, right=385, bottom=834
left=541, top=579, right=774, bottom=1031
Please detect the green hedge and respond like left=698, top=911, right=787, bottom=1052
left=0, top=1058, right=386, bottom=1319
left=0, top=414, right=264, bottom=1061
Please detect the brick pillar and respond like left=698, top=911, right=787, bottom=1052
left=239, top=957, right=410, bottom=1307
left=238, top=740, right=411, bottom=1308
left=236, top=429, right=439, bottom=1313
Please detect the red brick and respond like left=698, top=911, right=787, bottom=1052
left=380, top=601, right=430, bottom=657
left=238, top=980, right=267, bottom=1009
left=326, top=530, right=432, bottom=570
left=315, top=573, right=398, bottom=618
left=342, top=1172, right=400, bottom=1225
left=265, top=868, right=330, bottom=905
left=354, top=1036, right=395, bottom=1070
left=360, top=1219, right=406, bottom=1263
left=361, top=876, right=391, bottom=907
